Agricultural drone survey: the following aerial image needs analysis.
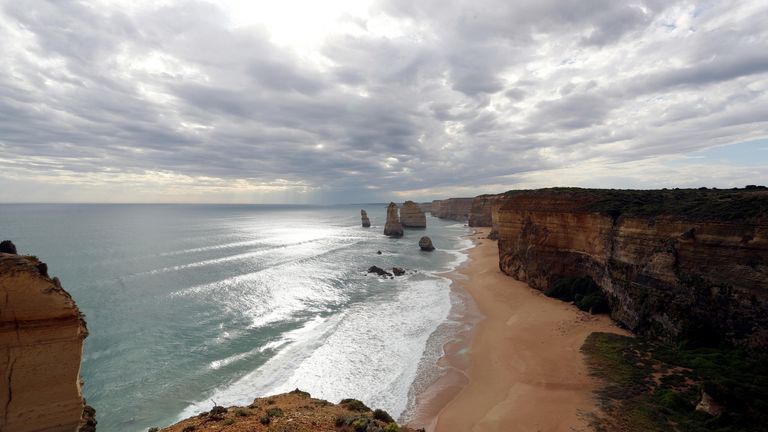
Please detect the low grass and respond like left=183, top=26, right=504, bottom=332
left=582, top=332, right=768, bottom=432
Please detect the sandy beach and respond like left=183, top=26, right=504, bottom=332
left=409, top=228, right=627, bottom=432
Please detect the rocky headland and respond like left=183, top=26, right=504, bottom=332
left=400, top=201, right=427, bottom=228
left=486, top=187, right=768, bottom=348
left=157, top=390, right=421, bottom=432
left=429, top=198, right=473, bottom=221
left=0, top=242, right=92, bottom=432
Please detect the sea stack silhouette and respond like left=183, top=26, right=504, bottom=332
left=383, top=202, right=404, bottom=237
left=361, top=209, right=371, bottom=227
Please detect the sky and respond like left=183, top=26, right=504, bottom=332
left=0, top=0, right=767, bottom=204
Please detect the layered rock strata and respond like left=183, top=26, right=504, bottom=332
left=468, top=194, right=503, bottom=238
left=361, top=209, right=371, bottom=228
left=430, top=198, right=474, bottom=221
left=493, top=188, right=768, bottom=348
left=383, top=202, right=404, bottom=237
left=400, top=200, right=426, bottom=228
left=1, top=243, right=89, bottom=432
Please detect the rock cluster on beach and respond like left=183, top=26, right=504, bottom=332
left=361, top=209, right=371, bottom=228
left=0, top=241, right=92, bottom=432
left=383, top=202, right=404, bottom=237
left=400, top=200, right=426, bottom=228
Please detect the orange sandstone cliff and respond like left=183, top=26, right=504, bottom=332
left=490, top=188, right=768, bottom=348
left=0, top=244, right=91, bottom=432
left=430, top=198, right=473, bottom=221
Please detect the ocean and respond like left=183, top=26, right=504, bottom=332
left=0, top=204, right=472, bottom=431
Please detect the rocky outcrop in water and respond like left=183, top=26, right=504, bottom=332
left=0, top=241, right=90, bottom=432
left=400, top=200, right=426, bottom=228
left=383, top=202, right=404, bottom=237
left=430, top=198, right=474, bottom=221
left=361, top=209, right=371, bottom=228
left=367, top=265, right=392, bottom=277
left=419, top=236, right=435, bottom=251
left=491, top=188, right=768, bottom=349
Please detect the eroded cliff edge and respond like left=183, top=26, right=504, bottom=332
left=0, top=246, right=90, bottom=432
left=492, top=188, right=768, bottom=349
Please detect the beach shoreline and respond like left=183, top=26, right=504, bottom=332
left=407, top=227, right=628, bottom=432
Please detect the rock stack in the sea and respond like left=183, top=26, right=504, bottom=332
left=419, top=236, right=435, bottom=251
left=361, top=209, right=371, bottom=228
left=400, top=200, right=426, bottom=228
left=0, top=241, right=91, bottom=432
left=383, top=202, right=404, bottom=237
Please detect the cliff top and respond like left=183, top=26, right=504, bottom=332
left=499, top=186, right=768, bottom=222
left=158, top=390, right=421, bottom=432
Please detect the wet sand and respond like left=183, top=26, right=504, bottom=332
left=409, top=228, right=627, bottom=432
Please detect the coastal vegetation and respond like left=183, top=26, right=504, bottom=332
left=582, top=332, right=768, bottom=432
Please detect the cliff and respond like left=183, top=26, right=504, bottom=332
left=430, top=198, right=473, bottom=221
left=400, top=201, right=426, bottom=228
left=158, top=390, right=422, bottom=432
left=493, top=188, right=768, bottom=348
left=468, top=195, right=505, bottom=238
left=0, top=245, right=90, bottom=432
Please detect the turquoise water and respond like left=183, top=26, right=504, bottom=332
left=0, top=204, right=471, bottom=431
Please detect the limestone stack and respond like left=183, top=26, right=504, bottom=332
left=383, top=202, right=404, bottom=237
left=1, top=242, right=90, bottom=432
left=361, top=209, right=371, bottom=228
left=400, top=200, right=426, bottom=228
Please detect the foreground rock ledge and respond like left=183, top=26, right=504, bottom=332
left=0, top=247, right=90, bottom=432
left=158, top=390, right=423, bottom=432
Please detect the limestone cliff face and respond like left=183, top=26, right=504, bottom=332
left=1, top=250, right=89, bottom=432
left=430, top=198, right=473, bottom=221
left=383, top=202, right=404, bottom=237
left=468, top=195, right=504, bottom=238
left=493, top=188, right=768, bottom=348
left=400, top=201, right=426, bottom=228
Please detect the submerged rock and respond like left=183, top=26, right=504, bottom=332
left=367, top=265, right=392, bottom=277
left=419, top=236, right=435, bottom=251
left=361, top=209, right=371, bottom=228
left=383, top=202, right=404, bottom=237
left=400, top=200, right=426, bottom=228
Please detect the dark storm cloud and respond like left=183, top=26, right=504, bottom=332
left=0, top=0, right=767, bottom=202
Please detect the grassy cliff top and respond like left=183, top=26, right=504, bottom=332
left=499, top=186, right=768, bottom=222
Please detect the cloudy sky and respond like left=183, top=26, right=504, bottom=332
left=1, top=0, right=767, bottom=203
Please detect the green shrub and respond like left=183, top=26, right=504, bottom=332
left=384, top=422, right=400, bottom=432
left=234, top=408, right=248, bottom=417
left=373, top=408, right=395, bottom=423
left=223, top=418, right=235, bottom=425
left=340, top=398, right=371, bottom=412
left=266, top=407, right=284, bottom=417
